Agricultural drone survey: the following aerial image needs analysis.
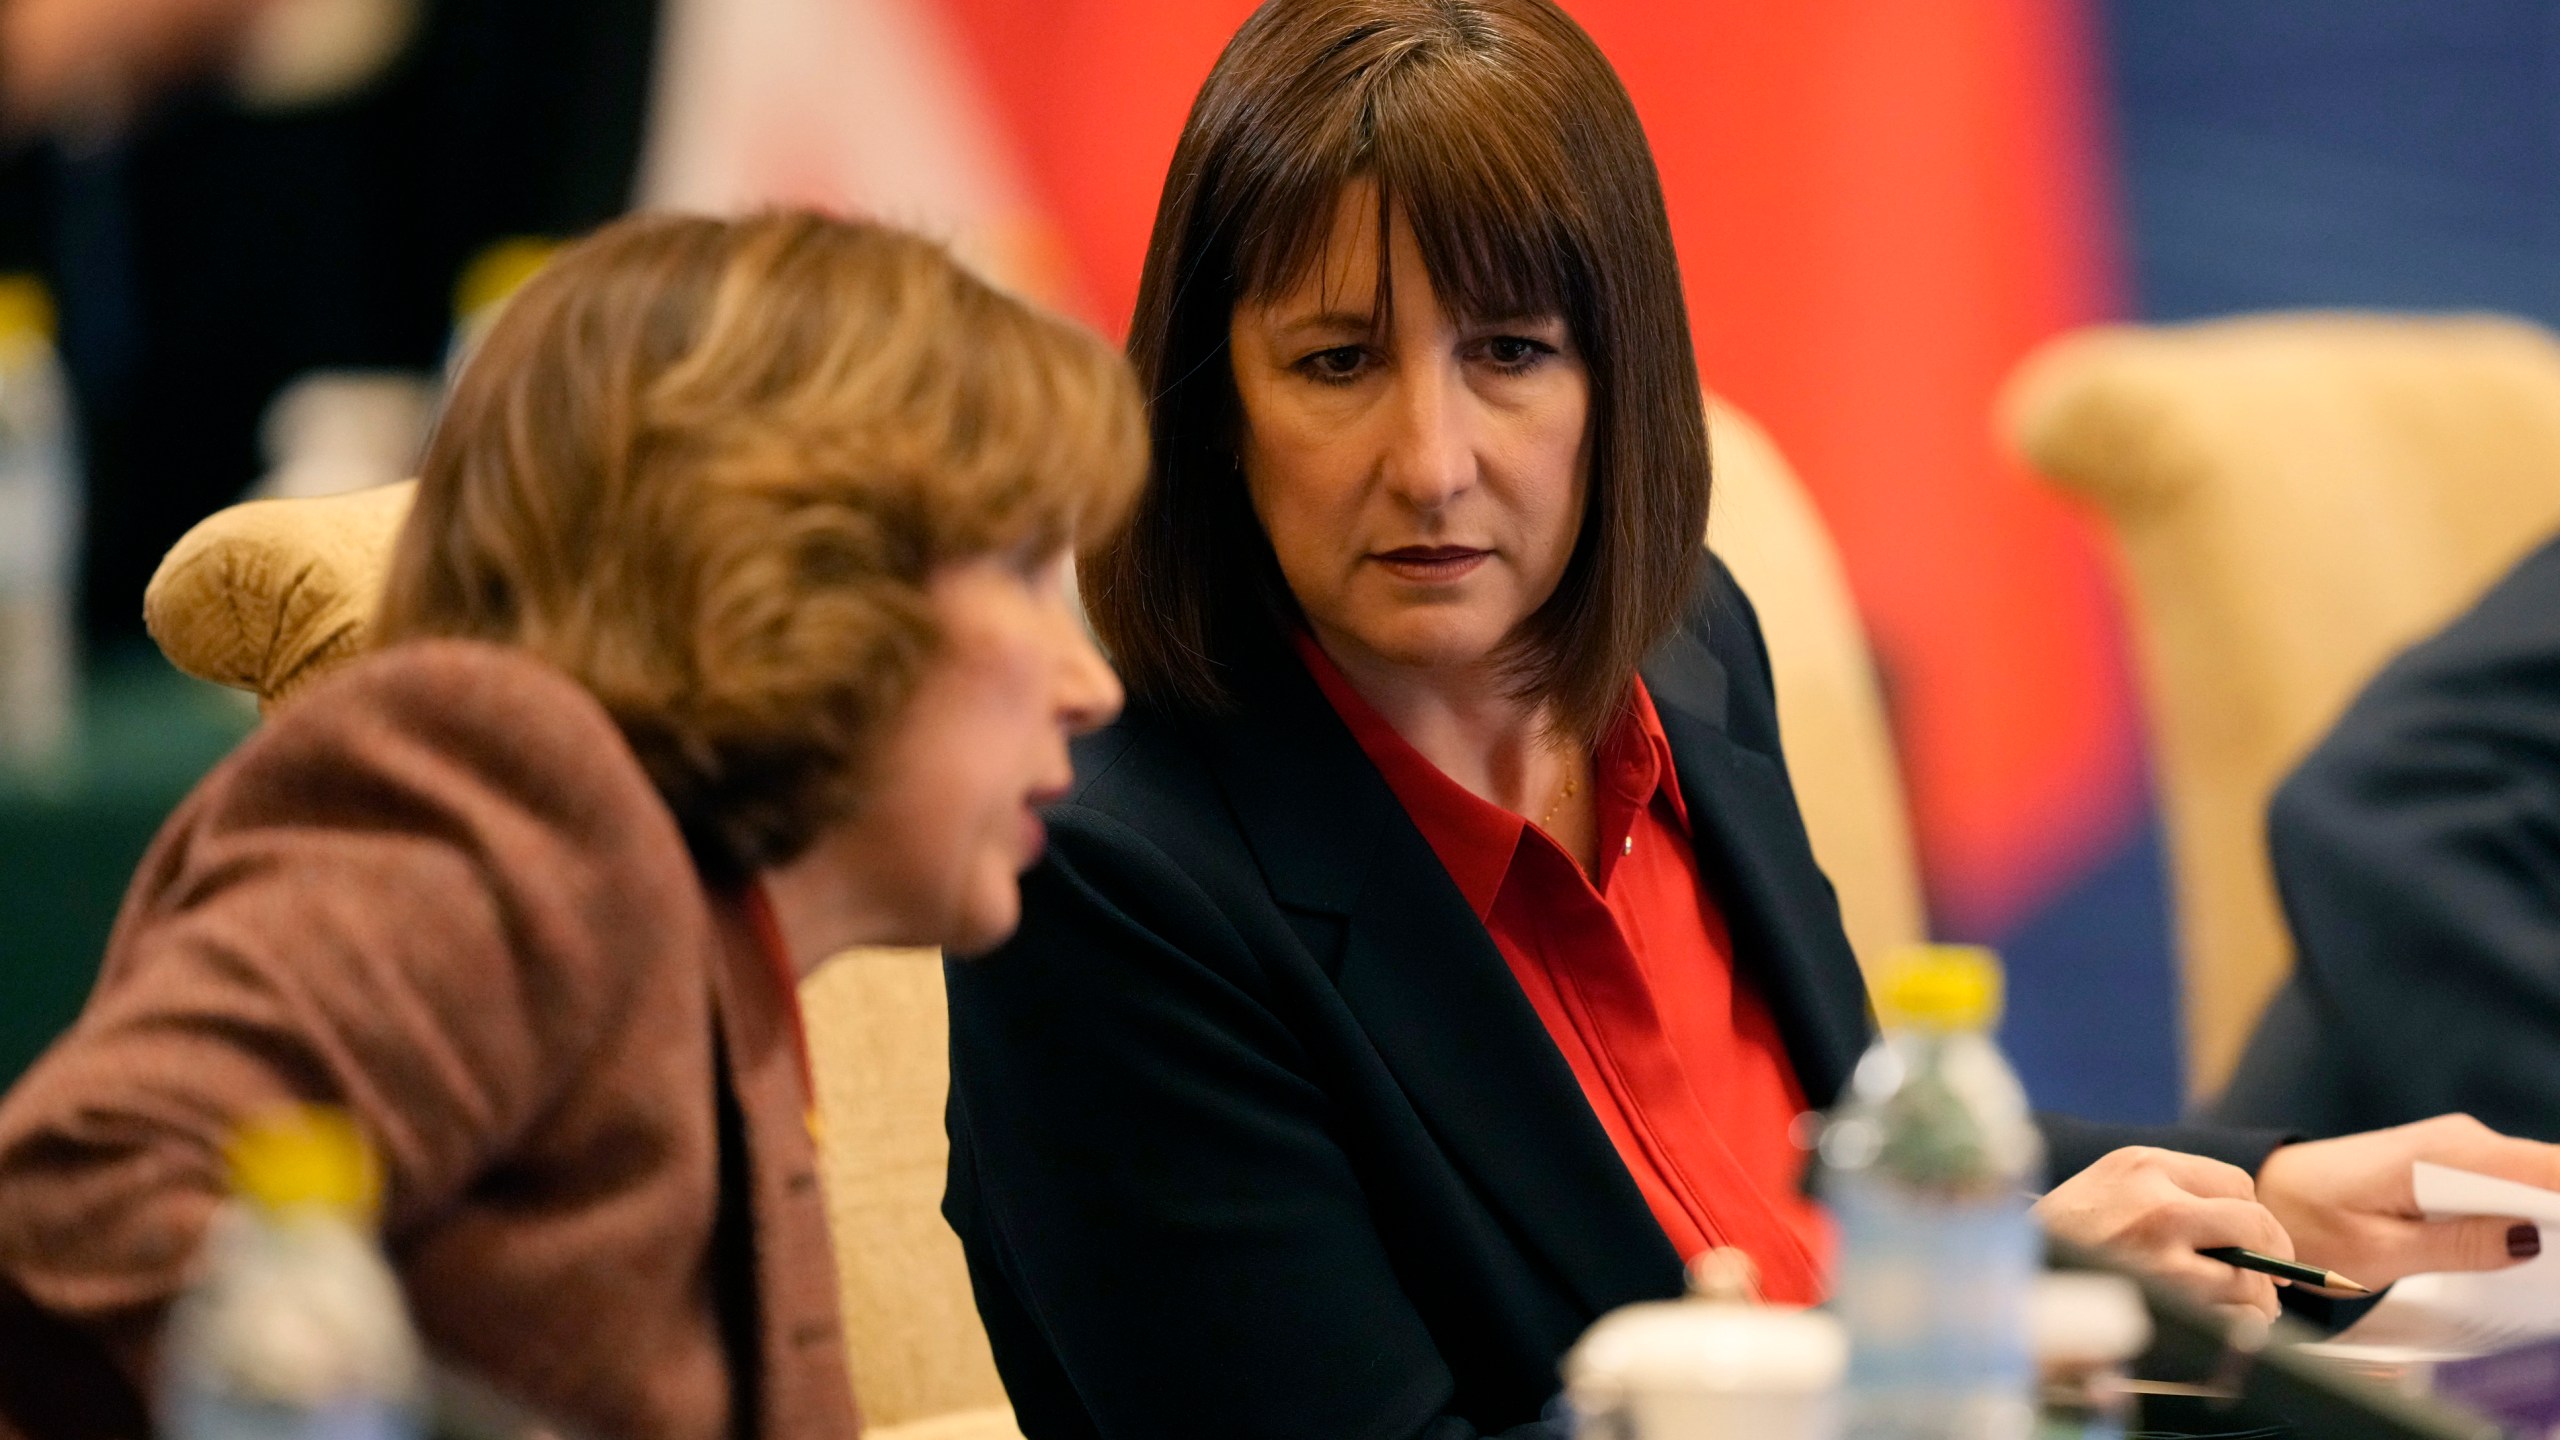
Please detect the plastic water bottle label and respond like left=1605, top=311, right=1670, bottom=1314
left=1831, top=1175, right=2038, bottom=1440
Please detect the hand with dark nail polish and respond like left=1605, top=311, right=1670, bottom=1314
left=2255, top=1114, right=2560, bottom=1290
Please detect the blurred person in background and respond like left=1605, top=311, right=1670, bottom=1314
left=2220, top=530, right=2560, bottom=1142
left=0, top=0, right=655, bottom=649
left=0, top=209, right=1137, bottom=1440
left=940, top=3, right=2560, bottom=1435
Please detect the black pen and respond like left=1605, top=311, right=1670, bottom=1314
left=2200, top=1245, right=2372, bottom=1295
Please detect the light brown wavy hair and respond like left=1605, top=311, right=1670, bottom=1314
left=376, top=211, right=1146, bottom=880
left=1094, top=0, right=1708, bottom=740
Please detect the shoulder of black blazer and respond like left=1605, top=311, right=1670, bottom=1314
left=1053, top=552, right=2298, bottom=1193
left=1061, top=553, right=1874, bottom=1116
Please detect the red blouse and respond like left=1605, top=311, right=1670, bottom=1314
left=1297, top=634, right=1828, bottom=1303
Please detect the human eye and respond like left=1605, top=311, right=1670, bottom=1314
left=1474, top=333, right=1557, bottom=373
left=1292, top=344, right=1372, bottom=387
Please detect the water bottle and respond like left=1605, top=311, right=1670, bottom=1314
left=1818, top=944, right=2043, bottom=1440
left=0, top=274, right=78, bottom=777
left=161, top=1107, right=425, bottom=1440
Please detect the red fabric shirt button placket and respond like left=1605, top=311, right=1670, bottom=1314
left=1296, top=632, right=1830, bottom=1303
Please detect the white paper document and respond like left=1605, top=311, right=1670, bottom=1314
left=2315, top=1161, right=2560, bottom=1360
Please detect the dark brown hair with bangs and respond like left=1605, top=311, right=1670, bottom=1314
left=1086, top=0, right=1708, bottom=737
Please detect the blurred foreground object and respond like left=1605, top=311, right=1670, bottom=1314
left=2029, top=1271, right=2149, bottom=1440
left=0, top=274, right=76, bottom=777
left=1819, top=945, right=2043, bottom=1440
left=2006, top=313, right=2560, bottom=1100
left=1562, top=1254, right=1848, bottom=1437
left=162, top=1106, right=425, bottom=1440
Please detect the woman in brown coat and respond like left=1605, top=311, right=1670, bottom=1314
left=0, top=211, right=1140, bottom=1440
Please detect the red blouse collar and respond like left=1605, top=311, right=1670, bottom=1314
left=1291, top=631, right=1688, bottom=916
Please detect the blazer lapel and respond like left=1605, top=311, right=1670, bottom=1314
left=1642, top=628, right=1874, bottom=1108
left=1199, top=645, right=1685, bottom=1318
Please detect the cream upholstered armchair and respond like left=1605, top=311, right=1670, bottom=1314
left=2004, top=312, right=2560, bottom=1101
left=1704, top=397, right=1925, bottom=977
left=146, top=485, right=1022, bottom=1439
left=142, top=393, right=1920, bottom=1434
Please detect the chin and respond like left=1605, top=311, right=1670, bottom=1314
left=937, top=889, right=1023, bottom=959
left=1359, top=621, right=1513, bottom=673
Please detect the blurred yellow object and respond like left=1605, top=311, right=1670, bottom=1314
left=2006, top=313, right=2560, bottom=1099
left=226, top=1106, right=384, bottom=1220
left=1874, top=944, right=2003, bottom=1031
left=454, top=238, right=561, bottom=328
left=0, top=275, right=56, bottom=344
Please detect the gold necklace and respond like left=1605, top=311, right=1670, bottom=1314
left=1538, top=770, right=1579, bottom=831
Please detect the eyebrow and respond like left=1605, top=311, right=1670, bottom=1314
left=1264, top=308, right=1380, bottom=338
left=1263, top=306, right=1563, bottom=339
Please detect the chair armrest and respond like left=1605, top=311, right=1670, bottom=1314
left=142, top=480, right=415, bottom=711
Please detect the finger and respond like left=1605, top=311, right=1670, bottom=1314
left=2139, top=1195, right=2297, bottom=1262
left=2216, top=1293, right=2282, bottom=1326
left=2147, top=1252, right=2281, bottom=1320
left=2388, top=1214, right=2545, bottom=1276
left=2421, top=1123, right=2560, bottom=1195
left=2139, top=1149, right=2260, bottom=1203
left=2243, top=1273, right=2282, bottom=1322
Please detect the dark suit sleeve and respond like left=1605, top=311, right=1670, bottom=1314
left=2218, top=535, right=2560, bottom=1140
left=945, top=809, right=1562, bottom=1440
left=2035, top=1114, right=2292, bottom=1187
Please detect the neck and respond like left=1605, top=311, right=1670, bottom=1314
left=1313, top=631, right=1578, bottom=817
left=752, top=847, right=903, bottom=978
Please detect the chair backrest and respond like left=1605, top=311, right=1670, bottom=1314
left=140, top=390, right=1919, bottom=1428
left=1706, top=398, right=1926, bottom=978
left=2005, top=312, right=2560, bottom=1099
left=798, top=953, right=1016, bottom=1430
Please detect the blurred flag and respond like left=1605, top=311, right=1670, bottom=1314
left=1563, top=0, right=2176, bottom=1115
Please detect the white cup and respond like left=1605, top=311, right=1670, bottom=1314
left=1563, top=1296, right=1847, bottom=1439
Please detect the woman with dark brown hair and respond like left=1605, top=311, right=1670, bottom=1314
left=942, top=2, right=2560, bottom=1436
left=0, top=210, right=1138, bottom=1440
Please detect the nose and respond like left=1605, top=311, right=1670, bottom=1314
left=1379, top=353, right=1475, bottom=512
left=1055, top=614, right=1123, bottom=737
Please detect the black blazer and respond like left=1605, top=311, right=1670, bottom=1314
left=946, top=558, right=2280, bottom=1440
left=2219, top=532, right=2560, bottom=1140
